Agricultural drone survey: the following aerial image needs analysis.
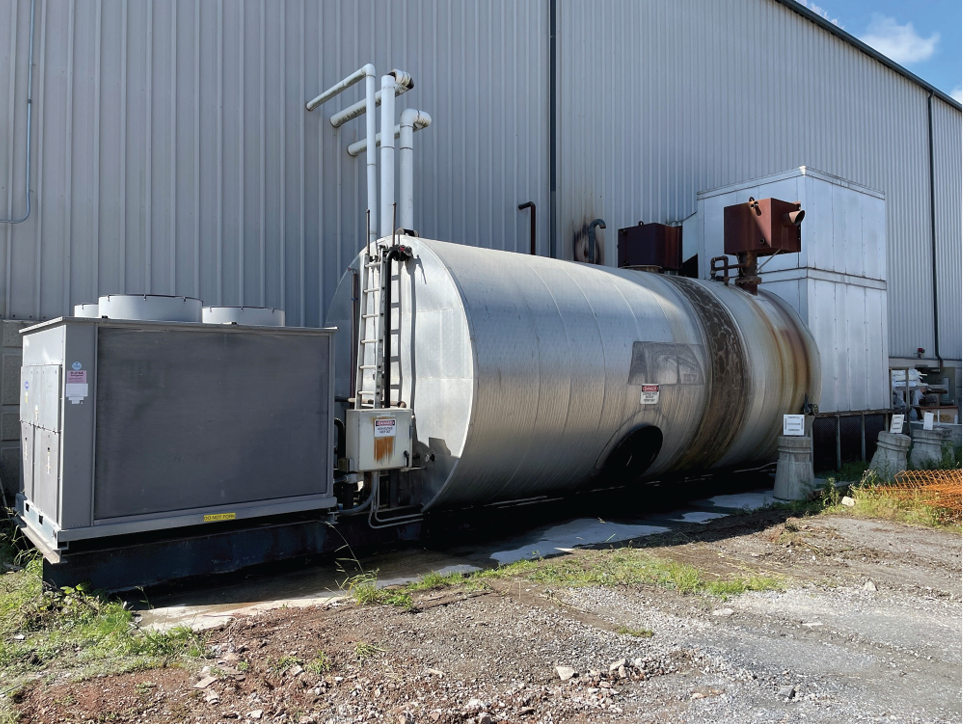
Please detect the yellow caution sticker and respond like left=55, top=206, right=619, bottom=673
left=203, top=512, right=236, bottom=523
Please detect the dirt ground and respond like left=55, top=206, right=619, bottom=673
left=15, top=509, right=962, bottom=724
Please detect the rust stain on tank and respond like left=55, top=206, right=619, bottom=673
left=664, top=277, right=750, bottom=471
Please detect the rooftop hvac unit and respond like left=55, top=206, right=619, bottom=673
left=18, top=317, right=337, bottom=552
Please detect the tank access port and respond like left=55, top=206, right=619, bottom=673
left=344, top=408, right=413, bottom=472
left=602, top=426, right=664, bottom=483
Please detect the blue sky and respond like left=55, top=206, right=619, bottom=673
left=797, top=0, right=962, bottom=101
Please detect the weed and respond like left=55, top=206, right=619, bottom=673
left=237, top=660, right=250, bottom=672
left=271, top=655, right=303, bottom=674
left=343, top=571, right=413, bottom=610
left=354, top=642, right=384, bottom=661
left=406, top=571, right=467, bottom=591
left=305, top=651, right=333, bottom=675
left=616, top=626, right=654, bottom=638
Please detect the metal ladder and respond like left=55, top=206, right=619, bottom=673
left=355, top=249, right=385, bottom=409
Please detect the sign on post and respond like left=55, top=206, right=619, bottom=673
left=782, top=414, right=805, bottom=436
left=889, top=414, right=904, bottom=434
left=922, top=412, right=935, bottom=431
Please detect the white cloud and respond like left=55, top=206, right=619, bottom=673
left=796, top=0, right=843, bottom=28
left=859, top=14, right=939, bottom=65
left=952, top=87, right=963, bottom=103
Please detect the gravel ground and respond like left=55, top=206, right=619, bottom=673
left=15, top=510, right=962, bottom=723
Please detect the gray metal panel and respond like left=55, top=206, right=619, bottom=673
left=92, top=325, right=332, bottom=520
left=0, top=0, right=549, bottom=328
left=553, top=0, right=960, bottom=360
left=33, top=428, right=59, bottom=522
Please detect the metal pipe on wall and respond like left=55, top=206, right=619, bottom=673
left=379, top=74, right=397, bottom=238
left=927, top=92, right=943, bottom=366
left=305, top=63, right=380, bottom=247
left=518, top=202, right=537, bottom=255
left=398, top=109, right=432, bottom=231
left=329, top=71, right=413, bottom=128
left=0, top=0, right=36, bottom=225
left=347, top=116, right=431, bottom=159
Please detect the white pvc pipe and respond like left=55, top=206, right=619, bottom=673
left=362, top=66, right=378, bottom=246
left=329, top=70, right=414, bottom=128
left=305, top=66, right=368, bottom=111
left=305, top=63, right=380, bottom=247
left=399, top=109, right=432, bottom=231
left=380, top=74, right=396, bottom=238
left=346, top=116, right=431, bottom=158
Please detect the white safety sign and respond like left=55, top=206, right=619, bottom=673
left=640, top=384, right=660, bottom=405
left=374, top=417, right=397, bottom=438
left=782, top=414, right=805, bottom=436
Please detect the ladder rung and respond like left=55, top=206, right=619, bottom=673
left=359, top=364, right=378, bottom=369
left=363, top=287, right=380, bottom=293
left=362, top=313, right=379, bottom=319
left=361, top=339, right=379, bottom=345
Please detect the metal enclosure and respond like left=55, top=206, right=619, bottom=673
left=617, top=223, right=682, bottom=270
left=327, top=237, right=820, bottom=511
left=18, top=317, right=337, bottom=549
left=345, top=409, right=413, bottom=472
left=692, top=167, right=889, bottom=415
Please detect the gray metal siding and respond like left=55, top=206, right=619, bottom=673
left=555, top=0, right=961, bottom=360
left=933, top=99, right=963, bottom=361
left=1, top=0, right=959, bottom=361
left=0, top=0, right=549, bottom=327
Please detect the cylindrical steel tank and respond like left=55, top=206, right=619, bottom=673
left=98, top=294, right=203, bottom=323
left=326, top=237, right=820, bottom=511
left=203, top=306, right=286, bottom=327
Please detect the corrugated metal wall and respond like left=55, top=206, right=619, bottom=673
left=555, top=0, right=961, bottom=361
left=0, top=0, right=549, bottom=328
left=932, top=99, right=963, bottom=360
left=1, top=0, right=959, bottom=360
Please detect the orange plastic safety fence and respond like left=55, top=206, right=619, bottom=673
left=875, top=468, right=963, bottom=515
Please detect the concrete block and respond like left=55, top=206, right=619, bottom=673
left=0, top=443, right=22, bottom=505
left=909, top=427, right=951, bottom=469
left=774, top=435, right=814, bottom=500
left=1, top=353, right=22, bottom=405
left=1, top=411, right=19, bottom=442
left=868, top=431, right=910, bottom=479
left=2, top=320, right=28, bottom=348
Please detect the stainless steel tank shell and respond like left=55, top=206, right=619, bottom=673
left=326, top=237, right=820, bottom=512
left=202, top=306, right=286, bottom=327
left=98, top=294, right=202, bottom=323
left=73, top=303, right=99, bottom=318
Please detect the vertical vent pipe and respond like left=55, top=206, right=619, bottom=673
left=398, top=109, right=432, bottom=232
left=380, top=74, right=397, bottom=238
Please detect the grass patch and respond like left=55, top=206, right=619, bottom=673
left=405, top=570, right=468, bottom=591
left=616, top=626, right=654, bottom=638
left=0, top=521, right=210, bottom=701
left=343, top=571, right=414, bottom=610
left=412, top=550, right=781, bottom=601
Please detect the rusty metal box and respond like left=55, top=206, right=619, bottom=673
left=617, top=222, right=682, bottom=270
left=345, top=408, right=413, bottom=472
left=724, top=197, right=803, bottom=255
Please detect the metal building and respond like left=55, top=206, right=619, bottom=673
left=1, top=0, right=961, bottom=483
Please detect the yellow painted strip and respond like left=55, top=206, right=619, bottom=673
left=203, top=512, right=236, bottom=523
